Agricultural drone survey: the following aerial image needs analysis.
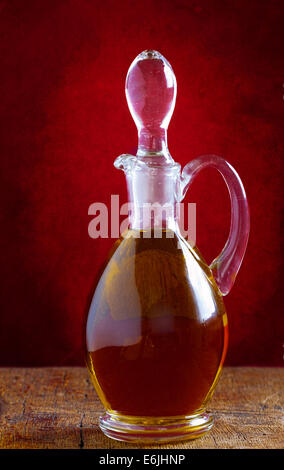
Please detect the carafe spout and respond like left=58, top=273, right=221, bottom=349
left=114, top=154, right=137, bottom=173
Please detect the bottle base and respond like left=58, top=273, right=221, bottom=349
left=99, top=410, right=214, bottom=443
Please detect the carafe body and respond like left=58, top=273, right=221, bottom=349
left=86, top=229, right=228, bottom=440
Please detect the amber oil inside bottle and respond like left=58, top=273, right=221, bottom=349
left=86, top=229, right=228, bottom=418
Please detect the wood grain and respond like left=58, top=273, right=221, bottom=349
left=0, top=367, right=283, bottom=449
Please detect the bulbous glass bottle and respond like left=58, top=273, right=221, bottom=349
left=85, top=50, right=250, bottom=443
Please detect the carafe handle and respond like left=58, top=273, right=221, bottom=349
left=180, top=155, right=250, bottom=296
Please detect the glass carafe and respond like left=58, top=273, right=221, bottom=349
left=85, top=50, right=250, bottom=443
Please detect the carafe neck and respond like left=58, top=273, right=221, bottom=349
left=125, top=164, right=181, bottom=232
left=129, top=203, right=180, bottom=233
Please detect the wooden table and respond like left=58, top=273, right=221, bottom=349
left=0, top=367, right=283, bottom=449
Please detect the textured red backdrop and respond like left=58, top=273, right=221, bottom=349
left=0, top=0, right=283, bottom=366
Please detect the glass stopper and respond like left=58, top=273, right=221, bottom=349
left=125, top=50, right=177, bottom=156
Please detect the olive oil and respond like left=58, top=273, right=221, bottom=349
left=86, top=229, right=228, bottom=417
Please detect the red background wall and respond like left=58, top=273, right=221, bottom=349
left=0, top=0, right=283, bottom=367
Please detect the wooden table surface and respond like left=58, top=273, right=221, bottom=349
left=0, top=367, right=283, bottom=449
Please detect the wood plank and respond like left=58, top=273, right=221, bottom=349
left=0, top=367, right=283, bottom=449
